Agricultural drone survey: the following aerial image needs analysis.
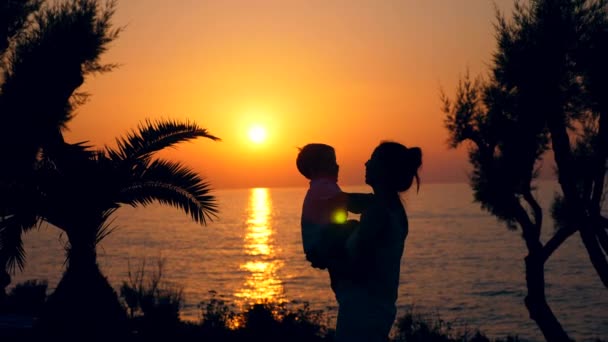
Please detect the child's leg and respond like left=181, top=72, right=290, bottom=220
left=344, top=219, right=360, bottom=260
left=326, top=220, right=358, bottom=273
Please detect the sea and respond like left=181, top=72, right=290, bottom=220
left=10, top=181, right=608, bottom=341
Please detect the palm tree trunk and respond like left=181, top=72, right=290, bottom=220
left=524, top=252, right=572, bottom=342
left=37, top=228, right=127, bottom=340
left=66, top=233, right=98, bottom=273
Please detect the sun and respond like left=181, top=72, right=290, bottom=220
left=248, top=125, right=267, bottom=144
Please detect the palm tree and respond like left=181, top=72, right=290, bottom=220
left=0, top=1, right=221, bottom=337
left=0, top=0, right=119, bottom=299
left=34, top=119, right=220, bottom=339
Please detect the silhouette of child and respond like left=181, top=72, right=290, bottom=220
left=296, top=143, right=371, bottom=270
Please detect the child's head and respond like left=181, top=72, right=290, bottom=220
left=296, top=143, right=339, bottom=180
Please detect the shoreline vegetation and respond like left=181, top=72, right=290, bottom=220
left=1, top=258, right=605, bottom=341
left=1, top=264, right=604, bottom=342
left=0, top=277, right=526, bottom=342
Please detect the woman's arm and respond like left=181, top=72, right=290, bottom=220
left=346, top=193, right=374, bottom=214
left=345, top=202, right=387, bottom=261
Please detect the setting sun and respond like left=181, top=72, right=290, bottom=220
left=248, top=125, right=267, bottom=144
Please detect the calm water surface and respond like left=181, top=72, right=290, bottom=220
left=12, top=182, right=608, bottom=341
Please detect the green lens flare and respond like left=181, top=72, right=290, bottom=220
left=332, top=209, right=347, bottom=224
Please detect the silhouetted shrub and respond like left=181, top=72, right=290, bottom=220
left=199, top=290, right=237, bottom=332
left=393, top=310, right=454, bottom=342
left=197, top=296, right=331, bottom=342
left=119, top=258, right=184, bottom=338
left=392, top=309, right=520, bottom=342
left=233, top=301, right=327, bottom=342
left=6, top=279, right=47, bottom=315
left=280, top=300, right=329, bottom=340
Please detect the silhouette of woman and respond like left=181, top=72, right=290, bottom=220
left=329, top=141, right=422, bottom=342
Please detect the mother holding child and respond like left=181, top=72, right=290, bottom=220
left=296, top=141, right=422, bottom=342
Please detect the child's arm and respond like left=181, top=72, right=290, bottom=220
left=345, top=192, right=374, bottom=214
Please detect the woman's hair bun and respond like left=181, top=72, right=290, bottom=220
left=407, top=147, right=422, bottom=168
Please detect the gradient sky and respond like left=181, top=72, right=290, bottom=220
left=65, top=0, right=518, bottom=189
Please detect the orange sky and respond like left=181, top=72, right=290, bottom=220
left=65, top=0, right=517, bottom=189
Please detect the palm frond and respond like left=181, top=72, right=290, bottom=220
left=0, top=213, right=38, bottom=273
left=107, top=119, right=220, bottom=163
left=117, top=159, right=218, bottom=225
left=95, top=208, right=118, bottom=245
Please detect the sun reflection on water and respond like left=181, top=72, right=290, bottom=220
left=235, top=188, right=284, bottom=304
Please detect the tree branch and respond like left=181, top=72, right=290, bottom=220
left=596, top=222, right=608, bottom=258
left=548, top=114, right=580, bottom=206
left=579, top=221, right=608, bottom=287
left=513, top=200, right=544, bottom=254
left=523, top=189, right=543, bottom=238
left=602, top=216, right=608, bottom=230
left=541, top=225, right=578, bottom=263
left=590, top=118, right=607, bottom=215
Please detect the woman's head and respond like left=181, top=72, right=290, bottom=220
left=365, top=141, right=422, bottom=193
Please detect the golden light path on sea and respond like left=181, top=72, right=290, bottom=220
left=235, top=188, right=284, bottom=305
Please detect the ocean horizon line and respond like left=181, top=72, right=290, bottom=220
left=212, top=177, right=560, bottom=191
